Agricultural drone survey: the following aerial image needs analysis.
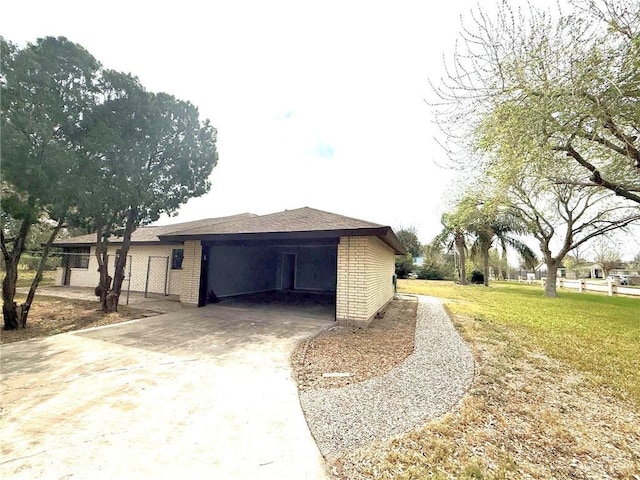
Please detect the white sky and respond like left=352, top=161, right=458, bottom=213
left=15, top=0, right=639, bottom=263
left=2, top=0, right=493, bottom=245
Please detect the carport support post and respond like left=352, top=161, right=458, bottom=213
left=164, top=256, right=169, bottom=296
left=144, top=256, right=152, bottom=298
left=179, top=240, right=202, bottom=306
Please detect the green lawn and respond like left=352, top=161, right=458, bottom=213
left=14, top=269, right=57, bottom=289
left=398, top=279, right=640, bottom=406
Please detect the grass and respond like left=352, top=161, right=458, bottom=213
left=14, top=269, right=56, bottom=288
left=398, top=279, right=640, bottom=406
left=336, top=280, right=640, bottom=478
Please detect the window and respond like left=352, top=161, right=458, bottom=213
left=65, top=247, right=90, bottom=269
left=172, top=248, right=184, bottom=270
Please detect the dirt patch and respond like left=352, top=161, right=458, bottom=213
left=1, top=296, right=159, bottom=344
left=291, top=297, right=418, bottom=391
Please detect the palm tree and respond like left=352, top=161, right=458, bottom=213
left=437, top=212, right=471, bottom=285
left=468, top=211, right=537, bottom=287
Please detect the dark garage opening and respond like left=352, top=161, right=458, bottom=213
left=199, top=239, right=337, bottom=316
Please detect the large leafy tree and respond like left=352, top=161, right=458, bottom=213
left=80, top=71, right=218, bottom=312
left=396, top=226, right=422, bottom=258
left=1, top=37, right=99, bottom=329
left=1, top=35, right=219, bottom=326
left=433, top=0, right=640, bottom=205
left=505, top=171, right=639, bottom=296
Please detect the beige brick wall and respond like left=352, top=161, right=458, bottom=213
left=58, top=244, right=185, bottom=296
left=336, top=236, right=395, bottom=326
left=179, top=240, right=202, bottom=305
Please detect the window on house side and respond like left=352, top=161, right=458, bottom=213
left=172, top=249, right=184, bottom=270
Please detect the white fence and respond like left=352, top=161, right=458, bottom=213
left=554, top=278, right=640, bottom=297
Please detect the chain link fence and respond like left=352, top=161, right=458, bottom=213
left=144, top=256, right=170, bottom=298
left=7, top=249, right=178, bottom=301
left=10, top=251, right=133, bottom=304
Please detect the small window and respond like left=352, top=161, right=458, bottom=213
left=171, top=248, right=184, bottom=270
left=65, top=247, right=90, bottom=269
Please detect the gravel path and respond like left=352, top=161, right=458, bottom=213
left=299, top=295, right=475, bottom=460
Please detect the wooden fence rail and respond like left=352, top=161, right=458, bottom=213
left=554, top=278, right=640, bottom=297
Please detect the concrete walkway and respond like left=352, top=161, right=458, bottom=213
left=1, top=305, right=332, bottom=479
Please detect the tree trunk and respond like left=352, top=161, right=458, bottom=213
left=455, top=232, right=467, bottom=285
left=544, top=258, right=559, bottom=297
left=500, top=250, right=508, bottom=280
left=483, top=247, right=490, bottom=287
left=102, top=206, right=138, bottom=313
left=19, top=219, right=64, bottom=328
left=105, top=290, right=120, bottom=312
left=1, top=218, right=31, bottom=330
left=2, top=261, right=19, bottom=330
left=94, top=220, right=112, bottom=313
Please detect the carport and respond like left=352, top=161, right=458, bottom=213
left=52, top=207, right=405, bottom=324
left=158, top=208, right=405, bottom=326
left=200, top=237, right=338, bottom=309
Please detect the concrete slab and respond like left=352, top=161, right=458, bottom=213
left=1, top=305, right=333, bottom=479
left=19, top=285, right=187, bottom=314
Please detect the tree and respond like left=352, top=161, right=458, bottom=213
left=437, top=211, right=471, bottom=285
left=418, top=237, right=456, bottom=280
left=592, top=238, right=622, bottom=277
left=505, top=172, right=639, bottom=296
left=466, top=204, right=537, bottom=287
left=1, top=37, right=99, bottom=329
left=629, top=251, right=640, bottom=272
left=396, top=226, right=422, bottom=258
left=395, top=254, right=414, bottom=279
left=564, top=245, right=589, bottom=278
left=433, top=0, right=640, bottom=205
left=80, top=70, right=218, bottom=312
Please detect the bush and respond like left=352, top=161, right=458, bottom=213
left=18, top=254, right=41, bottom=271
left=17, top=253, right=61, bottom=271
left=470, top=270, right=485, bottom=284
left=395, top=255, right=415, bottom=279
left=417, top=263, right=444, bottom=280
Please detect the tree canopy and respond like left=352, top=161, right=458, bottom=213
left=1, top=36, right=100, bottom=329
left=433, top=0, right=640, bottom=204
left=396, top=226, right=422, bottom=258
left=1, top=36, right=219, bottom=325
left=81, top=70, right=218, bottom=311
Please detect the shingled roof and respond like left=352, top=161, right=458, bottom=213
left=56, top=208, right=405, bottom=254
left=54, top=213, right=257, bottom=247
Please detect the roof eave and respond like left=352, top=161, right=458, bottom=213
left=159, top=227, right=407, bottom=254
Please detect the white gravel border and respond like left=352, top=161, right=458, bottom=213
left=299, top=295, right=475, bottom=460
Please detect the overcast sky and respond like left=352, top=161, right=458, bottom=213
left=4, top=0, right=501, bottom=244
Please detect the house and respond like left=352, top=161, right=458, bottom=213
left=533, top=260, right=639, bottom=280
left=54, top=207, right=405, bottom=326
left=533, top=262, right=567, bottom=279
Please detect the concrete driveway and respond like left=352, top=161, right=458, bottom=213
left=1, top=304, right=332, bottom=479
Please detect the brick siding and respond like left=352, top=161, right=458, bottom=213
left=179, top=240, right=202, bottom=305
left=336, top=236, right=395, bottom=326
left=57, top=244, right=187, bottom=296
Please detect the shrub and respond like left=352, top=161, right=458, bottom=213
left=18, top=254, right=41, bottom=271
left=417, top=263, right=444, bottom=280
left=395, top=254, right=415, bottom=279
left=17, top=253, right=61, bottom=271
left=470, top=270, right=484, bottom=284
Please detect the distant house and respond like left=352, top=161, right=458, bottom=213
left=534, top=262, right=567, bottom=279
left=535, top=261, right=638, bottom=280
left=54, top=207, right=405, bottom=326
